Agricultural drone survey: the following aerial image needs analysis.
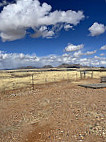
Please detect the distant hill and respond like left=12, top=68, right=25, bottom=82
left=18, top=66, right=37, bottom=69
left=57, top=63, right=83, bottom=68
left=42, top=65, right=53, bottom=68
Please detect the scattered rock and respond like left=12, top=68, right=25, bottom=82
left=10, top=94, right=16, bottom=96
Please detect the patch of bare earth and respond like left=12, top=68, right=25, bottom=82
left=0, top=79, right=106, bottom=142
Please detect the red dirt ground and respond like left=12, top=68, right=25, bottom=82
left=0, top=79, right=106, bottom=142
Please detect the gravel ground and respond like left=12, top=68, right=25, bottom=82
left=0, top=79, right=106, bottom=142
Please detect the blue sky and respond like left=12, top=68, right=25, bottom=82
left=0, top=0, right=106, bottom=69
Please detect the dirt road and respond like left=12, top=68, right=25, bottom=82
left=0, top=79, right=106, bottom=142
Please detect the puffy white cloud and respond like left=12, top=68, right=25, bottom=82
left=100, top=61, right=106, bottom=65
left=88, top=22, right=106, bottom=36
left=72, top=50, right=97, bottom=58
left=80, top=57, right=106, bottom=67
left=72, top=50, right=96, bottom=58
left=100, top=45, right=106, bottom=50
left=64, top=24, right=73, bottom=31
left=31, top=26, right=55, bottom=38
left=0, top=52, right=40, bottom=69
left=65, top=44, right=84, bottom=52
left=100, top=53, right=104, bottom=56
left=0, top=29, right=26, bottom=41
left=73, top=51, right=83, bottom=57
left=0, top=0, right=85, bottom=41
left=85, top=50, right=96, bottom=55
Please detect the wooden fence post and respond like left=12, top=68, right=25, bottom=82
left=31, top=74, right=34, bottom=90
left=91, top=71, right=93, bottom=78
left=80, top=71, right=82, bottom=79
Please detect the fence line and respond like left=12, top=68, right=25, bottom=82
left=0, top=70, right=106, bottom=93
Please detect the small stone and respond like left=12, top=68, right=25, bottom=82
left=11, top=94, right=16, bottom=96
left=66, top=133, right=69, bottom=136
left=103, top=132, right=105, bottom=135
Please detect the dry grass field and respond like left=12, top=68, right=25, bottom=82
left=0, top=68, right=106, bottom=92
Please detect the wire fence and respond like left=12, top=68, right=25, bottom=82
left=0, top=70, right=106, bottom=93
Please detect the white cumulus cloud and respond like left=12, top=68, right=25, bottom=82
left=100, top=45, right=106, bottom=50
left=88, top=22, right=106, bottom=36
left=31, top=26, right=55, bottom=38
left=64, top=24, right=73, bottom=31
left=85, top=50, right=96, bottom=55
left=65, top=44, right=84, bottom=52
left=0, top=0, right=85, bottom=41
left=100, top=53, right=104, bottom=56
left=73, top=51, right=83, bottom=57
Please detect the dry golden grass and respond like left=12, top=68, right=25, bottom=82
left=0, top=69, right=106, bottom=92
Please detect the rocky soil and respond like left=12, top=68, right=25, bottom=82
left=0, top=79, right=106, bottom=142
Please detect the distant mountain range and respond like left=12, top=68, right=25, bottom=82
left=42, top=65, right=53, bottom=68
left=18, top=66, right=37, bottom=69
left=17, top=63, right=89, bottom=69
left=57, top=63, right=83, bottom=68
